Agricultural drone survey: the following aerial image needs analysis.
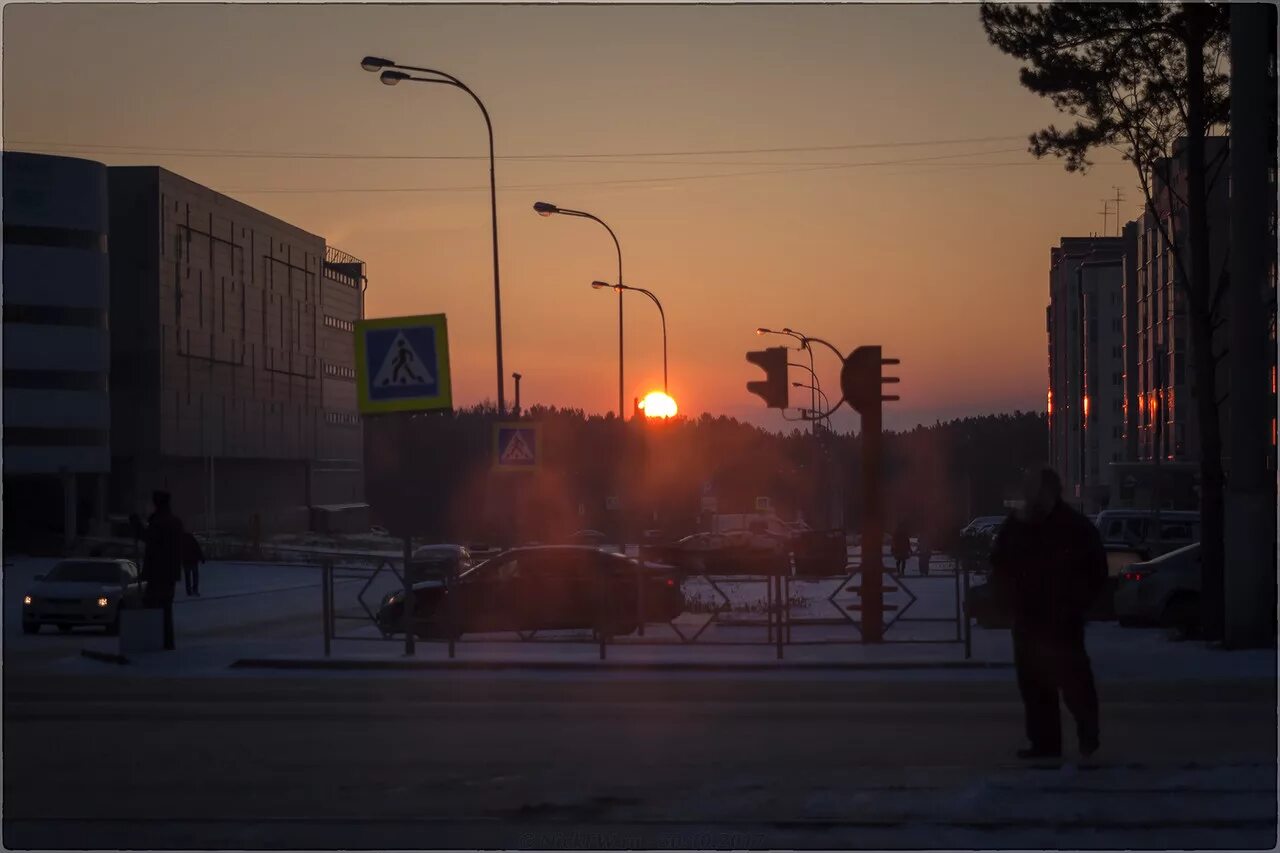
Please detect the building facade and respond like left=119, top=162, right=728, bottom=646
left=2, top=153, right=112, bottom=547
left=107, top=166, right=364, bottom=533
left=1046, top=235, right=1126, bottom=511
left=1112, top=139, right=1231, bottom=510
left=315, top=246, right=366, bottom=506
left=1080, top=253, right=1128, bottom=510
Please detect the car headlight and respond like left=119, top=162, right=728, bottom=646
left=23, top=595, right=32, bottom=606
left=97, top=597, right=110, bottom=608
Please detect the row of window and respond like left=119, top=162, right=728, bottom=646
left=325, top=411, right=360, bottom=427
left=324, top=315, right=354, bottom=332
left=324, top=363, right=356, bottom=381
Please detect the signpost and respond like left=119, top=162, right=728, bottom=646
left=356, top=313, right=453, bottom=656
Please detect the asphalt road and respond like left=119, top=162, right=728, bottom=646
left=4, top=671, right=1275, bottom=850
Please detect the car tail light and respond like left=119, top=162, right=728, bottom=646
left=665, top=578, right=676, bottom=587
left=1124, top=570, right=1152, bottom=582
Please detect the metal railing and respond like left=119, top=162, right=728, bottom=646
left=315, top=547, right=972, bottom=660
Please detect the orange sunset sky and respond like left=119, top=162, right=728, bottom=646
left=3, top=2, right=1143, bottom=432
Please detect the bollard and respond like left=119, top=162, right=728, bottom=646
left=322, top=560, right=332, bottom=658
left=401, top=539, right=415, bottom=657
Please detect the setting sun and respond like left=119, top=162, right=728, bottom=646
left=639, top=391, right=678, bottom=419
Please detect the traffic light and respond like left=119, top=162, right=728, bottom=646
left=745, top=347, right=790, bottom=409
left=841, top=346, right=900, bottom=416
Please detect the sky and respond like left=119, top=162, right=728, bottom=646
left=2, top=2, right=1145, bottom=432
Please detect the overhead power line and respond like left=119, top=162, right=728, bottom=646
left=6, top=134, right=1030, bottom=162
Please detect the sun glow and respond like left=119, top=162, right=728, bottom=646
left=639, top=391, right=678, bottom=419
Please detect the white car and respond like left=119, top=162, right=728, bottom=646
left=1113, top=543, right=1201, bottom=632
left=22, top=559, right=144, bottom=635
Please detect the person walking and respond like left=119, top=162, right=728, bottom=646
left=891, top=521, right=912, bottom=576
left=917, top=533, right=932, bottom=577
left=182, top=530, right=204, bottom=597
left=142, top=490, right=185, bottom=651
left=991, top=468, right=1107, bottom=760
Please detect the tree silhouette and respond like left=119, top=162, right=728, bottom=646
left=980, top=1, right=1231, bottom=639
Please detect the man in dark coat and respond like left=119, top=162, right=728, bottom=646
left=991, top=468, right=1107, bottom=760
left=182, top=531, right=204, bottom=597
left=143, top=490, right=185, bottom=650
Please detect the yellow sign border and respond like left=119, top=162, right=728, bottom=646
left=355, top=314, right=452, bottom=414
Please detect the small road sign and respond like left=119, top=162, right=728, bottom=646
left=355, top=314, right=451, bottom=414
left=494, top=422, right=540, bottom=471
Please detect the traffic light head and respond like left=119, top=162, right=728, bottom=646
left=745, top=347, right=790, bottom=409
left=841, top=346, right=900, bottom=416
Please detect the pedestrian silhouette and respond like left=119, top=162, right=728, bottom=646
left=142, top=490, right=184, bottom=650
left=386, top=340, right=425, bottom=386
left=991, top=467, right=1107, bottom=760
left=182, top=530, right=204, bottom=597
left=917, top=533, right=932, bottom=577
left=891, top=521, right=912, bottom=575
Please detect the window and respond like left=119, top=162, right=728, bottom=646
left=324, top=363, right=356, bottom=381
left=325, top=411, right=360, bottom=427
left=324, top=315, right=354, bottom=333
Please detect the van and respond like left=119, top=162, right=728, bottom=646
left=1094, top=509, right=1200, bottom=558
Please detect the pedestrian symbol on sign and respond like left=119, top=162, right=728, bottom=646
left=500, top=431, right=535, bottom=464
left=373, top=332, right=434, bottom=389
left=494, top=423, right=540, bottom=471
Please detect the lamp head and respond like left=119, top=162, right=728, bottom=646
left=591, top=280, right=613, bottom=290
left=533, top=201, right=560, bottom=217
left=361, top=56, right=395, bottom=72
left=755, top=327, right=771, bottom=336
left=380, top=70, right=409, bottom=86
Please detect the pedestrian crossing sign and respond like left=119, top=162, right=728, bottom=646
left=494, top=422, right=540, bottom=471
left=355, top=314, right=452, bottom=414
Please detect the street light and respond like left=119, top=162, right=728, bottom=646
left=360, top=55, right=506, bottom=414
left=535, top=203, right=625, bottom=416
left=793, top=381, right=833, bottom=427
left=593, top=281, right=667, bottom=392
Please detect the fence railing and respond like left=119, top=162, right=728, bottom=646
left=314, top=548, right=973, bottom=660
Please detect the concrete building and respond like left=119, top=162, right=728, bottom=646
left=1079, top=252, right=1128, bottom=510
left=315, top=246, right=367, bottom=507
left=2, top=153, right=112, bottom=548
left=1112, top=139, right=1231, bottom=511
left=107, top=166, right=365, bottom=534
left=1046, top=235, right=1126, bottom=511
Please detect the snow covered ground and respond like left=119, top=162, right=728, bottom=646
left=4, top=553, right=1275, bottom=682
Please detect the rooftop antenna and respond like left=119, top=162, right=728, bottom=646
left=1112, top=186, right=1126, bottom=235
left=1097, top=199, right=1112, bottom=237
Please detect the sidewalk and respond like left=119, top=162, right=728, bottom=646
left=68, top=621, right=1277, bottom=681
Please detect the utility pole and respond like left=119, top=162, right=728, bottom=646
left=1112, top=187, right=1126, bottom=236
left=1225, top=1, right=1278, bottom=648
left=512, top=372, right=523, bottom=416
left=1097, top=199, right=1111, bottom=238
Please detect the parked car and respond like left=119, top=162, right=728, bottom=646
left=22, top=559, right=144, bottom=635
left=376, top=545, right=684, bottom=638
left=964, top=544, right=1147, bottom=628
left=649, top=531, right=786, bottom=575
left=961, top=515, right=1007, bottom=537
left=1094, top=509, right=1199, bottom=557
left=569, top=529, right=608, bottom=547
left=1113, top=543, right=1201, bottom=634
left=408, top=544, right=473, bottom=584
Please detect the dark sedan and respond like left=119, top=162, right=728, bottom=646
left=376, top=545, right=684, bottom=638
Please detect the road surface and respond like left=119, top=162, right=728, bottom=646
left=4, top=670, right=1275, bottom=850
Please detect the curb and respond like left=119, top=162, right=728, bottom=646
left=230, top=658, right=1013, bottom=672
left=81, top=649, right=130, bottom=665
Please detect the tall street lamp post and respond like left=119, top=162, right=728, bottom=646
left=360, top=55, right=506, bottom=414
left=535, top=202, right=625, bottom=416
left=593, top=281, right=666, bottom=392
